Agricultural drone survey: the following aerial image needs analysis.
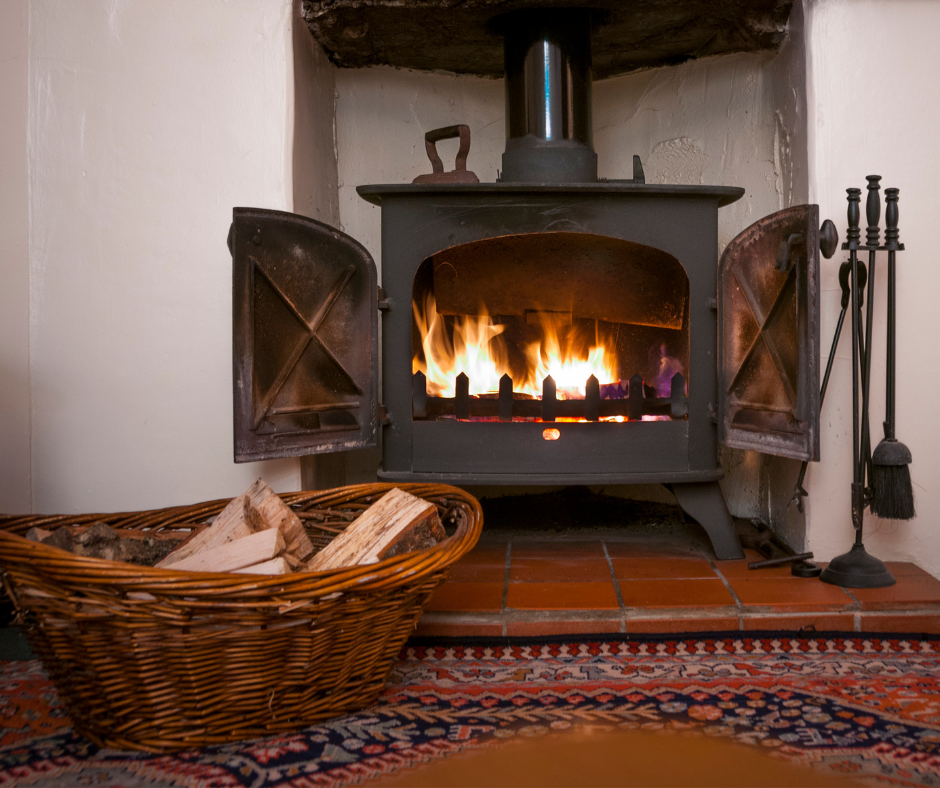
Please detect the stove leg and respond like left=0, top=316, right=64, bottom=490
left=669, top=482, right=744, bottom=560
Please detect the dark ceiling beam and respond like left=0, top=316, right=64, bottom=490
left=302, top=0, right=793, bottom=80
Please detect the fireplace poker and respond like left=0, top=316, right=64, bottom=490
left=748, top=552, right=815, bottom=570
left=791, top=259, right=865, bottom=513
left=858, top=176, right=881, bottom=510
left=871, top=188, right=915, bottom=519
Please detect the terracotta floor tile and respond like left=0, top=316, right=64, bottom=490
left=885, top=562, right=936, bottom=579
left=414, top=621, right=504, bottom=638
left=741, top=613, right=855, bottom=632
left=426, top=582, right=504, bottom=613
left=511, top=541, right=606, bottom=559
left=859, top=614, right=940, bottom=634
left=851, top=576, right=940, bottom=610
left=618, top=579, right=736, bottom=609
left=446, top=563, right=507, bottom=582
left=611, top=556, right=717, bottom=580
left=453, top=544, right=508, bottom=565
left=447, top=544, right=507, bottom=581
left=506, top=619, right=622, bottom=637
left=510, top=557, right=612, bottom=582
left=730, top=578, right=854, bottom=611
left=506, top=582, right=620, bottom=611
left=624, top=616, right=739, bottom=634
left=605, top=541, right=704, bottom=559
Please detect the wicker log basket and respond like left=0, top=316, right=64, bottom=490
left=0, top=483, right=482, bottom=752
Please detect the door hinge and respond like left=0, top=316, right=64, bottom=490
left=378, top=405, right=390, bottom=426
left=377, top=287, right=390, bottom=311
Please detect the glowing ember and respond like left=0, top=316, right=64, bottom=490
left=413, top=293, right=618, bottom=399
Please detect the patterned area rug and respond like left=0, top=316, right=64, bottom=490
left=3, top=636, right=940, bottom=787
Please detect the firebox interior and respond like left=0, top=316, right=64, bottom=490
left=412, top=231, right=690, bottom=423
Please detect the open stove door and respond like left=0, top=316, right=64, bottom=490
left=230, top=209, right=378, bottom=463
left=718, top=205, right=824, bottom=462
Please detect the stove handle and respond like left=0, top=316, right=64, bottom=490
left=424, top=125, right=472, bottom=174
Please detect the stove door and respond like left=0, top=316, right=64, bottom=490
left=718, top=205, right=821, bottom=461
left=230, top=209, right=378, bottom=462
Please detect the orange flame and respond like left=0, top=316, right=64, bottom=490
left=412, top=293, right=618, bottom=398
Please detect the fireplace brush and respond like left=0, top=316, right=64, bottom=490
left=870, top=188, right=915, bottom=520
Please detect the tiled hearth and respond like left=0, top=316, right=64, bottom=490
left=416, top=492, right=940, bottom=638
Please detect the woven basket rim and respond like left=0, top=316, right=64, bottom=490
left=0, top=482, right=482, bottom=599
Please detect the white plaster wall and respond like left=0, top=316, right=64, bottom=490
left=334, top=67, right=505, bottom=272
left=0, top=0, right=31, bottom=514
left=26, top=0, right=335, bottom=513
left=594, top=52, right=784, bottom=252
left=804, top=0, right=940, bottom=574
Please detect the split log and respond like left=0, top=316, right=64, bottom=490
left=305, top=488, right=445, bottom=573
left=39, top=522, right=185, bottom=566
left=234, top=556, right=292, bottom=575
left=157, top=495, right=262, bottom=568
left=164, top=527, right=285, bottom=574
left=243, top=478, right=315, bottom=562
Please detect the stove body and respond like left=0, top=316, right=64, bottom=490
left=361, top=183, right=739, bottom=485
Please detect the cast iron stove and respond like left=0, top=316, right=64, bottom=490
left=228, top=10, right=834, bottom=560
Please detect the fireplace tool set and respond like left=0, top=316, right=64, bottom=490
left=804, top=177, right=916, bottom=589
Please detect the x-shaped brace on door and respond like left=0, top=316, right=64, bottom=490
left=250, top=261, right=361, bottom=430
left=726, top=261, right=800, bottom=415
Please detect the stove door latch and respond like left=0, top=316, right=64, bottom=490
left=377, top=287, right=390, bottom=311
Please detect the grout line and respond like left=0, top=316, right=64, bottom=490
left=501, top=540, right=512, bottom=613
left=602, top=541, right=627, bottom=614
left=707, top=558, right=743, bottom=608
left=854, top=612, right=861, bottom=632
left=842, top=587, right=862, bottom=608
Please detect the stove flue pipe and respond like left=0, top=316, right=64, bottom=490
left=499, top=9, right=597, bottom=183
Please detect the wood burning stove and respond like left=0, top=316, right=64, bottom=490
left=229, top=10, right=834, bottom=560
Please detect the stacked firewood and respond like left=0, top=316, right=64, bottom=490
left=29, top=480, right=446, bottom=575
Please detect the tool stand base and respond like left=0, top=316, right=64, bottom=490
left=820, top=542, right=896, bottom=588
